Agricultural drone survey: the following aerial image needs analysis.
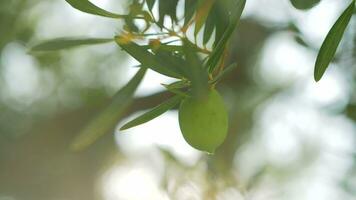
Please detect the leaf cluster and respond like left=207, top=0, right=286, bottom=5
left=30, top=0, right=245, bottom=150
left=29, top=0, right=356, bottom=150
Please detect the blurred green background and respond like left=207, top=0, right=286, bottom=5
left=0, top=0, right=355, bottom=200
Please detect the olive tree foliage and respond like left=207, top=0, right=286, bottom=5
left=30, top=0, right=356, bottom=151
left=0, top=0, right=354, bottom=199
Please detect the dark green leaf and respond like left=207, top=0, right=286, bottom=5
left=116, top=37, right=185, bottom=78
left=120, top=95, right=182, bottom=130
left=314, top=1, right=355, bottom=82
left=30, top=37, right=113, bottom=52
left=70, top=67, right=147, bottom=151
left=213, top=1, right=230, bottom=47
left=65, top=0, right=124, bottom=18
left=154, top=44, right=183, bottom=52
left=203, top=4, right=217, bottom=45
left=184, top=0, right=199, bottom=27
left=290, top=0, right=321, bottom=10
left=158, top=0, right=179, bottom=27
left=154, top=50, right=187, bottom=76
left=194, top=0, right=214, bottom=36
left=146, top=0, right=155, bottom=10
left=207, top=0, right=246, bottom=73
left=146, top=0, right=156, bottom=10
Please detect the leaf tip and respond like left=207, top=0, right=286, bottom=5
left=314, top=71, right=322, bottom=82
left=119, top=125, right=129, bottom=131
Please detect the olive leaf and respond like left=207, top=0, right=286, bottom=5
left=184, top=0, right=199, bottom=27
left=163, top=80, right=190, bottom=90
left=116, top=37, right=185, bottom=79
left=162, top=81, right=190, bottom=97
left=182, top=39, right=209, bottom=98
left=120, top=95, right=182, bottom=130
left=203, top=5, right=216, bottom=45
left=70, top=67, right=147, bottom=151
left=213, top=1, right=230, bottom=48
left=158, top=0, right=179, bottom=27
left=194, top=0, right=215, bottom=37
left=314, top=0, right=355, bottom=82
left=65, top=0, right=125, bottom=18
left=203, top=1, right=235, bottom=47
left=207, top=0, right=246, bottom=73
left=290, top=0, right=321, bottom=10
left=146, top=0, right=155, bottom=11
left=29, top=37, right=113, bottom=52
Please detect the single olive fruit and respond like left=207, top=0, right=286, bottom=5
left=178, top=89, right=228, bottom=153
left=290, top=0, right=321, bottom=10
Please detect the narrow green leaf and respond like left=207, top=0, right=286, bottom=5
left=184, top=0, right=199, bottom=27
left=211, top=62, right=237, bottom=83
left=182, top=40, right=209, bottom=98
left=65, top=0, right=125, bottom=18
left=161, top=81, right=190, bottom=97
left=290, top=0, right=321, bottom=10
left=203, top=3, right=217, bottom=45
left=153, top=44, right=183, bottom=52
left=146, top=0, right=155, bottom=11
left=154, top=50, right=187, bottom=76
left=169, top=0, right=180, bottom=23
left=163, top=80, right=190, bottom=89
left=120, top=95, right=182, bottom=130
left=213, top=1, right=230, bottom=47
left=70, top=67, right=147, bottom=151
left=116, top=37, right=185, bottom=78
left=30, top=37, right=113, bottom=52
left=207, top=0, right=246, bottom=73
left=158, top=0, right=179, bottom=27
left=314, top=0, right=355, bottom=81
left=194, top=0, right=214, bottom=36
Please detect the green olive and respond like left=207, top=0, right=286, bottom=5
left=178, top=89, right=228, bottom=153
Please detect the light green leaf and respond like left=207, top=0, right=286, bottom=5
left=207, top=0, right=246, bottom=73
left=30, top=37, right=113, bottom=52
left=120, top=95, right=182, bottom=130
left=162, top=81, right=190, bottom=97
left=65, top=0, right=125, bottom=18
left=182, top=40, right=209, bottom=98
left=314, top=0, right=355, bottom=82
left=70, top=67, right=147, bottom=151
left=163, top=80, right=190, bottom=90
left=116, top=37, right=186, bottom=78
